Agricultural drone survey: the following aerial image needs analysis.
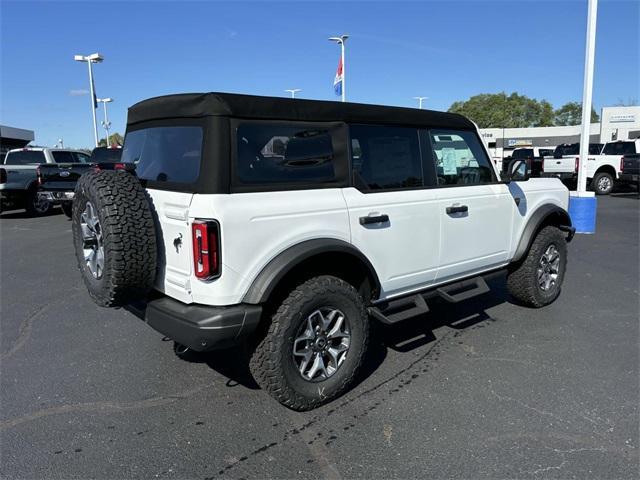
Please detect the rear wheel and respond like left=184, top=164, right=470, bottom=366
left=25, top=189, right=51, bottom=216
left=507, top=225, right=567, bottom=308
left=592, top=172, right=614, bottom=195
left=249, top=275, right=369, bottom=411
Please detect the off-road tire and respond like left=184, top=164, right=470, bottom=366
left=72, top=170, right=157, bottom=307
left=591, top=172, right=614, bottom=195
left=507, top=225, right=567, bottom=308
left=25, top=187, right=51, bottom=216
left=249, top=275, right=369, bottom=411
left=61, top=202, right=72, bottom=219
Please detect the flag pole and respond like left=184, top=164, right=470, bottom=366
left=341, top=38, right=346, bottom=103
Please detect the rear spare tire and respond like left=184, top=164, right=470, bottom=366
left=72, top=170, right=157, bottom=307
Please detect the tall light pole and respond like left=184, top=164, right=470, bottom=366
left=329, top=34, right=348, bottom=102
left=285, top=89, right=302, bottom=99
left=97, top=98, right=113, bottom=146
left=577, top=0, right=598, bottom=195
left=413, top=96, right=429, bottom=109
left=74, top=53, right=103, bottom=147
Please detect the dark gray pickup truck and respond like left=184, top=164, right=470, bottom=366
left=38, top=146, right=123, bottom=217
left=618, top=154, right=639, bottom=188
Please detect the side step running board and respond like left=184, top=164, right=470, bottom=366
left=436, top=277, right=489, bottom=303
left=368, top=294, right=429, bottom=325
left=369, top=275, right=493, bottom=324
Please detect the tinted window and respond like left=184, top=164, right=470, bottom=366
left=90, top=147, right=122, bottom=163
left=429, top=130, right=494, bottom=185
left=603, top=142, right=636, bottom=155
left=539, top=149, right=554, bottom=157
left=52, top=151, right=76, bottom=163
left=122, top=126, right=202, bottom=183
left=5, top=150, right=45, bottom=165
left=237, top=123, right=335, bottom=184
left=73, top=152, right=91, bottom=163
left=554, top=144, right=579, bottom=157
left=589, top=143, right=603, bottom=155
left=512, top=149, right=533, bottom=159
left=349, top=125, right=423, bottom=190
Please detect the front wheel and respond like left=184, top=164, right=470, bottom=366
left=507, top=226, right=567, bottom=308
left=249, top=275, right=369, bottom=411
left=592, top=172, right=614, bottom=195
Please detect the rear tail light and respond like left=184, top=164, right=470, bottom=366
left=620, top=156, right=625, bottom=172
left=575, top=157, right=580, bottom=173
left=114, top=163, right=126, bottom=170
left=0, top=168, right=6, bottom=184
left=36, top=166, right=42, bottom=185
left=192, top=220, right=220, bottom=280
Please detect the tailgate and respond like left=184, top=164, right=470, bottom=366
left=40, top=164, right=92, bottom=190
left=144, top=188, right=195, bottom=303
left=544, top=155, right=575, bottom=173
left=622, top=157, right=640, bottom=175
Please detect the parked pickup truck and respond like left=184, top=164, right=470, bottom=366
left=618, top=153, right=640, bottom=188
left=541, top=141, right=638, bottom=195
left=504, top=146, right=556, bottom=177
left=0, top=148, right=90, bottom=215
left=38, top=146, right=123, bottom=217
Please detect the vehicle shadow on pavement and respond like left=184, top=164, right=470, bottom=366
left=0, top=208, right=63, bottom=219
left=125, top=277, right=510, bottom=393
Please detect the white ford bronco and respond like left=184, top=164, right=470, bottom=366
left=72, top=93, right=575, bottom=410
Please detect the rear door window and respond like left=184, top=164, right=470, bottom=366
left=51, top=151, right=76, bottom=163
left=236, top=123, right=336, bottom=184
left=122, top=126, right=203, bottom=183
left=349, top=125, right=424, bottom=191
left=5, top=150, right=45, bottom=165
left=603, top=142, right=636, bottom=155
left=428, top=130, right=495, bottom=186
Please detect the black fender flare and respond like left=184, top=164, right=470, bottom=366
left=242, top=238, right=381, bottom=304
left=512, top=204, right=573, bottom=263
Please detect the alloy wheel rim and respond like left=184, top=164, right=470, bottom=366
left=598, top=176, right=611, bottom=191
left=537, top=244, right=560, bottom=292
left=292, top=307, right=351, bottom=382
left=33, top=195, right=50, bottom=214
left=80, top=201, right=104, bottom=279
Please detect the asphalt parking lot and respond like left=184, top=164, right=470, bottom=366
left=1, top=193, right=638, bottom=479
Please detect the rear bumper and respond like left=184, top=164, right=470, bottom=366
left=38, top=191, right=74, bottom=203
left=541, top=172, right=576, bottom=181
left=618, top=173, right=639, bottom=184
left=145, top=296, right=262, bottom=351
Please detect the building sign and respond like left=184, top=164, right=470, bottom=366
left=609, top=114, right=637, bottom=123
left=507, top=139, right=533, bottom=147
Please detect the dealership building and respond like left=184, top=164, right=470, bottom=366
left=0, top=124, right=35, bottom=162
left=480, top=105, right=640, bottom=158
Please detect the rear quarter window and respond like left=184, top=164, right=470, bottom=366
left=5, top=151, right=45, bottom=165
left=121, top=126, right=202, bottom=183
left=236, top=123, right=336, bottom=184
left=603, top=142, right=636, bottom=155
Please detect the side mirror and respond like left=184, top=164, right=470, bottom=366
left=502, top=159, right=530, bottom=182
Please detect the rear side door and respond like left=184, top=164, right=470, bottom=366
left=343, top=125, right=440, bottom=299
left=427, top=129, right=514, bottom=283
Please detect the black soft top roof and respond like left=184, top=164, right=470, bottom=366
left=127, top=92, right=474, bottom=130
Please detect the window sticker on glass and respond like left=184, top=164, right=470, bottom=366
left=441, top=148, right=458, bottom=175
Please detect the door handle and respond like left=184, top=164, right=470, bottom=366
left=446, top=205, right=468, bottom=214
left=359, top=214, right=389, bottom=225
left=556, top=161, right=562, bottom=164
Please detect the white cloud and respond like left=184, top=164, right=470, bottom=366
left=69, top=89, right=89, bottom=96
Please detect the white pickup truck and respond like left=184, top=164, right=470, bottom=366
left=542, top=140, right=638, bottom=195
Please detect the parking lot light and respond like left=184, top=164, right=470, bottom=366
left=285, top=89, right=301, bottom=99
left=97, top=97, right=113, bottom=147
left=74, top=53, right=104, bottom=148
left=413, top=96, right=429, bottom=109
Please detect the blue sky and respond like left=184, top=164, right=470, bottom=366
left=1, top=0, right=638, bottom=148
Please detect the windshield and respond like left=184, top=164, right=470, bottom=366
left=91, top=147, right=122, bottom=163
left=4, top=150, right=45, bottom=165
left=603, top=142, right=636, bottom=155
left=512, top=149, right=533, bottom=159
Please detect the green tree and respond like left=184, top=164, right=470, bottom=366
left=98, top=132, right=124, bottom=147
left=553, top=102, right=600, bottom=126
left=448, top=92, right=556, bottom=128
